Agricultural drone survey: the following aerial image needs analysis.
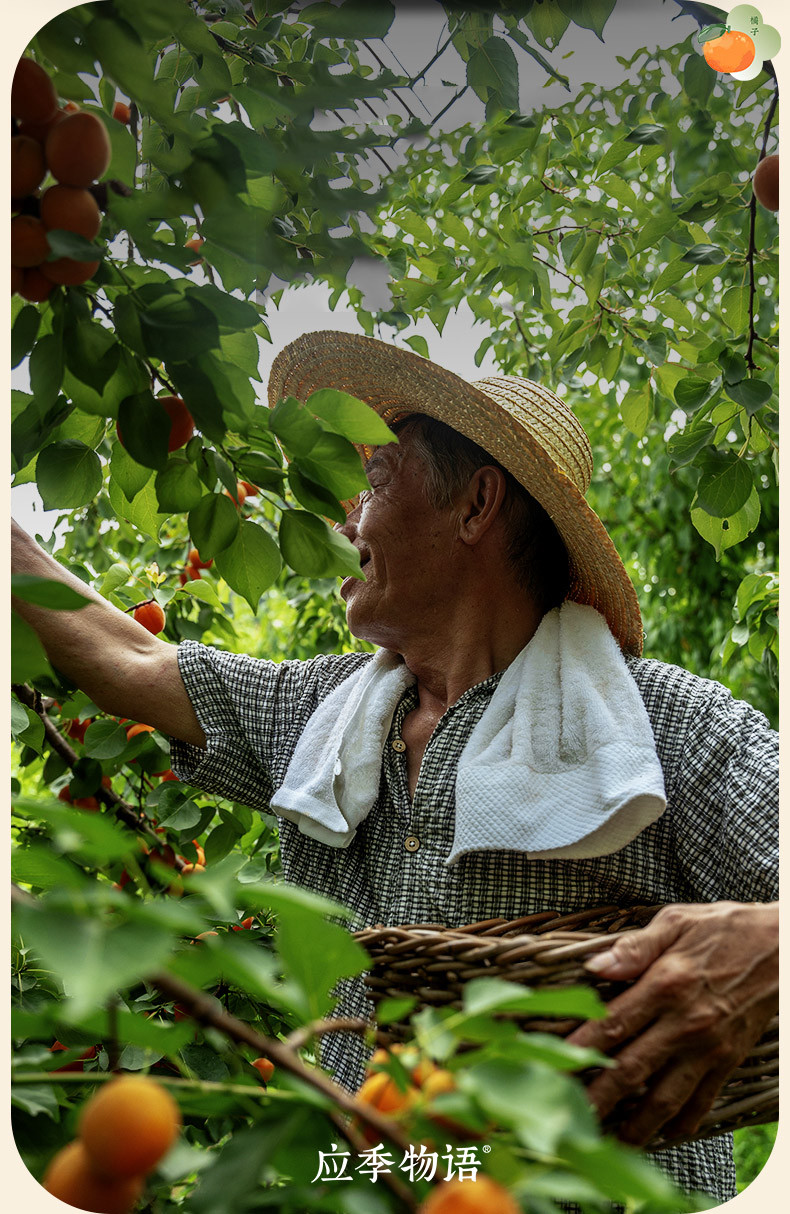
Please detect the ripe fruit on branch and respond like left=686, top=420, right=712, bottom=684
left=45, top=110, right=112, bottom=187
left=224, top=481, right=248, bottom=507
left=418, top=1174, right=522, bottom=1214
left=252, top=1058, right=275, bottom=1082
left=50, top=1042, right=98, bottom=1073
left=753, top=154, right=779, bottom=212
left=40, top=184, right=102, bottom=240
left=232, top=915, right=255, bottom=931
left=133, top=601, right=166, bottom=634
left=186, top=236, right=204, bottom=263
left=41, top=256, right=100, bottom=286
left=18, top=267, right=54, bottom=303
left=239, top=482, right=259, bottom=498
left=126, top=722, right=155, bottom=739
left=180, top=862, right=206, bottom=876
left=11, top=134, right=46, bottom=197
left=113, top=101, right=131, bottom=125
left=79, top=1074, right=182, bottom=1179
left=42, top=1140, right=144, bottom=1214
left=11, top=215, right=50, bottom=267
left=12, top=57, right=58, bottom=125
left=179, top=563, right=202, bottom=585
left=188, top=547, right=213, bottom=570
left=159, top=395, right=195, bottom=451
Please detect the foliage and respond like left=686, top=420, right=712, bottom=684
left=732, top=1122, right=778, bottom=1193
left=10, top=1, right=778, bottom=1210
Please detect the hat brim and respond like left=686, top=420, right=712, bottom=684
left=268, top=330, right=643, bottom=655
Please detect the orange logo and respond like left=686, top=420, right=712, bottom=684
left=695, top=6, right=780, bottom=79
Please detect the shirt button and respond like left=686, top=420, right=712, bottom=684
left=391, top=738, right=406, bottom=753
left=404, top=834, right=420, bottom=853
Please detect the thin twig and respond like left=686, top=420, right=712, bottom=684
left=285, top=1016, right=372, bottom=1051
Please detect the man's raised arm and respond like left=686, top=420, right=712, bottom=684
left=11, top=520, right=206, bottom=749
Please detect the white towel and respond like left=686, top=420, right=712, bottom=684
left=272, top=648, right=414, bottom=846
left=271, top=602, right=666, bottom=859
left=449, top=602, right=666, bottom=863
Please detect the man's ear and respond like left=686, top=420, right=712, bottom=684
left=456, top=465, right=508, bottom=546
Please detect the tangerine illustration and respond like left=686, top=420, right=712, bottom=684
left=701, top=27, right=755, bottom=73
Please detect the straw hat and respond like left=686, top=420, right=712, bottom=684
left=268, top=330, right=643, bottom=655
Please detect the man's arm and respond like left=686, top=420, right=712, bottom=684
left=566, top=900, right=779, bottom=1146
left=12, top=520, right=206, bottom=748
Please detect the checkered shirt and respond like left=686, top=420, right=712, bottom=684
left=170, top=641, right=778, bottom=1206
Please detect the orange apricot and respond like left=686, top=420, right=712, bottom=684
left=754, top=154, right=779, bottom=212
left=11, top=134, right=46, bottom=197
left=113, top=101, right=131, bottom=125
left=11, top=215, right=50, bottom=267
left=252, top=1057, right=275, bottom=1081
left=19, top=267, right=55, bottom=302
left=132, top=601, right=166, bottom=634
left=79, top=1074, right=181, bottom=1179
left=126, top=722, right=155, bottom=739
left=45, top=110, right=112, bottom=187
left=188, top=547, right=213, bottom=569
left=41, top=184, right=102, bottom=240
left=18, top=106, right=69, bottom=145
left=42, top=1140, right=144, bottom=1214
left=11, top=265, right=24, bottom=295
left=12, top=58, right=58, bottom=126
left=160, top=395, right=195, bottom=451
left=418, top=1174, right=522, bottom=1214
left=40, top=256, right=100, bottom=286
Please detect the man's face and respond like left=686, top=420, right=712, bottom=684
left=338, top=433, right=457, bottom=650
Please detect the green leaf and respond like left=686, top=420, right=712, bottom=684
left=300, top=0, right=395, bottom=39
left=404, top=335, right=431, bottom=359
left=632, top=213, right=677, bottom=255
left=306, top=388, right=397, bottom=446
left=625, top=123, right=666, bottom=145
left=275, top=900, right=369, bottom=1019
left=45, top=229, right=103, bottom=261
left=155, top=460, right=205, bottom=513
left=724, top=378, right=773, bottom=414
left=108, top=475, right=171, bottom=540
left=683, top=51, right=715, bottom=106
left=36, top=441, right=103, bottom=510
left=83, top=720, right=129, bottom=760
left=188, top=494, right=241, bottom=560
left=10, top=576, right=90, bottom=611
left=462, top=977, right=605, bottom=1021
left=666, top=423, right=716, bottom=466
left=214, top=521, right=282, bottom=612
left=117, top=392, right=171, bottom=472
left=14, top=902, right=176, bottom=1020
left=695, top=450, right=754, bottom=518
left=619, top=382, right=652, bottom=438
left=718, top=348, right=749, bottom=385
left=691, top=482, right=760, bottom=553
left=288, top=467, right=346, bottom=525
left=269, top=397, right=325, bottom=458
left=681, top=243, right=727, bottom=265
left=462, top=164, right=497, bottom=185
left=634, top=331, right=667, bottom=365
left=109, top=442, right=152, bottom=501
left=137, top=290, right=221, bottom=363
left=297, top=431, right=371, bottom=501
left=29, top=333, right=65, bottom=411
left=721, top=285, right=750, bottom=333
left=673, top=375, right=720, bottom=414
left=394, top=210, right=433, bottom=247
left=467, top=37, right=519, bottom=112
left=557, top=0, right=616, bottom=40
left=11, top=305, right=41, bottom=369
left=525, top=0, right=571, bottom=48
left=63, top=315, right=121, bottom=395
left=595, top=134, right=635, bottom=176
left=11, top=613, right=55, bottom=686
left=279, top=511, right=363, bottom=578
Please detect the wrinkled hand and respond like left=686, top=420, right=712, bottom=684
left=566, top=901, right=778, bottom=1146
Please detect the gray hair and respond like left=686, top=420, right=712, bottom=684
left=394, top=413, right=570, bottom=611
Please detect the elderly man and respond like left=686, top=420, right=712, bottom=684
left=12, top=331, right=778, bottom=1208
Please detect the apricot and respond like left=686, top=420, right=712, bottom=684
left=239, top=482, right=259, bottom=497
left=160, top=395, right=195, bottom=451
left=46, top=110, right=112, bottom=187
left=357, top=1070, right=420, bottom=1116
left=180, top=862, right=205, bottom=876
left=179, top=563, right=202, bottom=585
left=40, top=256, right=100, bottom=286
left=50, top=1042, right=98, bottom=1073
left=186, top=236, right=204, bottom=263
left=79, top=1074, right=181, bottom=1179
left=132, top=601, right=166, bottom=634
left=11, top=215, right=50, bottom=267
left=19, top=267, right=55, bottom=303
left=223, top=482, right=248, bottom=507
left=18, top=107, right=68, bottom=145
left=126, top=722, right=155, bottom=739
left=188, top=547, right=213, bottom=569
left=232, top=915, right=255, bottom=931
left=113, top=101, right=131, bottom=125
left=41, top=184, right=102, bottom=240
left=43, top=1140, right=144, bottom=1214
left=11, top=134, right=46, bottom=197
left=252, top=1057, right=275, bottom=1081
left=754, top=154, right=779, bottom=212
left=418, top=1174, right=522, bottom=1214
left=11, top=265, right=24, bottom=295
left=12, top=58, right=58, bottom=126
left=66, top=717, right=90, bottom=744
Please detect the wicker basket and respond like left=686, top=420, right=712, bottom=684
left=353, top=905, right=778, bottom=1151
